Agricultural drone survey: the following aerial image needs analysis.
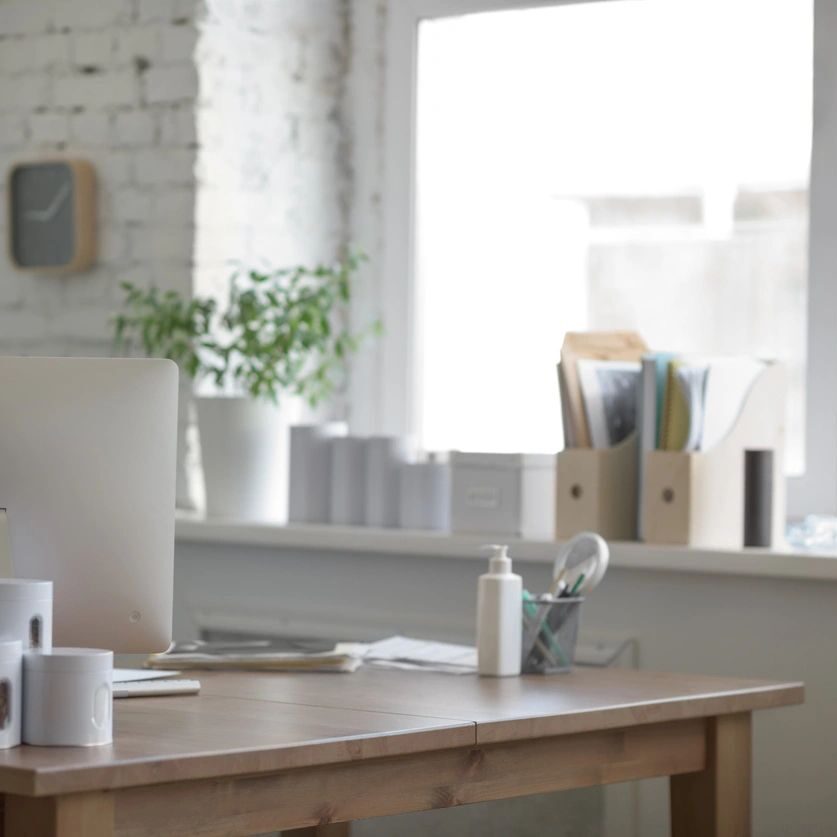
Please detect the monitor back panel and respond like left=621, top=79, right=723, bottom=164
left=0, top=357, right=178, bottom=653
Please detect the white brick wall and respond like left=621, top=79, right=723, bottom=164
left=193, top=0, right=350, bottom=300
left=0, top=0, right=379, bottom=355
left=145, top=65, right=198, bottom=104
left=345, top=0, right=388, bottom=433
left=0, top=0, right=202, bottom=506
left=0, top=0, right=385, bottom=503
left=0, top=0, right=201, bottom=359
left=72, top=31, right=114, bottom=66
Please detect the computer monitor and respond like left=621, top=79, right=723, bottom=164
left=0, top=357, right=178, bottom=653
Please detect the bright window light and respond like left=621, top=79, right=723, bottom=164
left=415, top=0, right=811, bottom=472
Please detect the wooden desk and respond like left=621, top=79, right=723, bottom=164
left=0, top=668, right=802, bottom=837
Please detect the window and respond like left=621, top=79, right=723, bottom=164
left=373, top=0, right=837, bottom=515
left=411, top=0, right=811, bottom=474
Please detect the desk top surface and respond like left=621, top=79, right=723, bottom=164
left=0, top=667, right=803, bottom=798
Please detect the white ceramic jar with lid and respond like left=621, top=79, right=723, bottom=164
left=0, top=640, right=22, bottom=749
left=23, top=648, right=113, bottom=746
left=0, top=579, right=52, bottom=651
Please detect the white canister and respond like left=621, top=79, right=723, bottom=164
left=365, top=436, right=411, bottom=528
left=23, top=648, right=113, bottom=747
left=196, top=396, right=287, bottom=522
left=288, top=422, right=347, bottom=523
left=0, top=640, right=22, bottom=749
left=0, top=579, right=53, bottom=651
left=329, top=436, right=367, bottom=525
left=399, top=456, right=451, bottom=531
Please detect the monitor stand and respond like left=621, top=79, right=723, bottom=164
left=0, top=509, right=11, bottom=578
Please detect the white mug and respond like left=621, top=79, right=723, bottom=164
left=0, top=640, right=22, bottom=749
left=23, top=648, right=113, bottom=747
left=0, top=579, right=53, bottom=652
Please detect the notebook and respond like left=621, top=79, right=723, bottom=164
left=660, top=360, right=691, bottom=451
left=560, top=331, right=648, bottom=447
left=637, top=353, right=675, bottom=537
left=576, top=359, right=641, bottom=448
left=659, top=356, right=766, bottom=453
left=557, top=362, right=576, bottom=448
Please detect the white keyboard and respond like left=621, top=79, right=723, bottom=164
left=113, top=679, right=201, bottom=699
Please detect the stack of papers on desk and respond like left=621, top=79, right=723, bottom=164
left=145, top=636, right=478, bottom=675
left=146, top=640, right=364, bottom=673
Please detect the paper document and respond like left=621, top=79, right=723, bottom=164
left=114, top=668, right=182, bottom=683
left=576, top=359, right=641, bottom=448
left=677, top=363, right=709, bottom=452
left=560, top=331, right=648, bottom=447
left=700, top=358, right=765, bottom=450
left=364, top=636, right=477, bottom=674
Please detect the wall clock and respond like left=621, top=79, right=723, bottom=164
left=7, top=159, right=97, bottom=275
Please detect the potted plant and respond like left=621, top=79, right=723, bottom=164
left=113, top=251, right=377, bottom=521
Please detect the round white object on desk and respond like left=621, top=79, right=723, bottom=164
left=0, top=640, right=22, bottom=749
left=329, top=436, right=367, bottom=525
left=0, top=579, right=53, bottom=652
left=365, top=436, right=411, bottom=528
left=23, top=648, right=113, bottom=747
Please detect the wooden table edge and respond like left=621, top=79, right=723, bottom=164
left=475, top=682, right=805, bottom=743
left=3, top=716, right=715, bottom=837
left=1, top=721, right=478, bottom=798
left=0, top=680, right=804, bottom=796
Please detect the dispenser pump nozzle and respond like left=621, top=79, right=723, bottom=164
left=482, top=543, right=512, bottom=574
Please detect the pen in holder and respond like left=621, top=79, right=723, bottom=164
left=521, top=595, right=582, bottom=674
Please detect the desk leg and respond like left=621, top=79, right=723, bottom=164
left=3, top=792, right=114, bottom=837
left=284, top=826, right=351, bottom=837
left=670, top=713, right=751, bottom=837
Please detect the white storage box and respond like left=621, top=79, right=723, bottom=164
left=450, top=452, right=556, bottom=539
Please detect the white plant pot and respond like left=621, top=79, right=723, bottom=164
left=196, top=397, right=287, bottom=522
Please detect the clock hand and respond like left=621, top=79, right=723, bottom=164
left=24, top=182, right=72, bottom=222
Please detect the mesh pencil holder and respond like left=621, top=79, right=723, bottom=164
left=521, top=596, right=582, bottom=674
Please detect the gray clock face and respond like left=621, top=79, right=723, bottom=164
left=10, top=162, right=75, bottom=268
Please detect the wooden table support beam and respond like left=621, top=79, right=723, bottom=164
left=4, top=791, right=114, bottom=837
left=112, top=719, right=704, bottom=837
left=670, top=712, right=752, bottom=837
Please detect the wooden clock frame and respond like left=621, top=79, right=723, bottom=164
left=6, top=157, right=97, bottom=275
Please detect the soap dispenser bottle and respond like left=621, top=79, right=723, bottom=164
left=477, top=544, right=522, bottom=677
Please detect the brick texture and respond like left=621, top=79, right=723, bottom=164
left=0, top=0, right=379, bottom=504
left=193, top=0, right=350, bottom=299
left=0, top=0, right=201, bottom=359
left=0, top=0, right=202, bottom=505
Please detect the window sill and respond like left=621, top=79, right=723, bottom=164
left=175, top=515, right=837, bottom=583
